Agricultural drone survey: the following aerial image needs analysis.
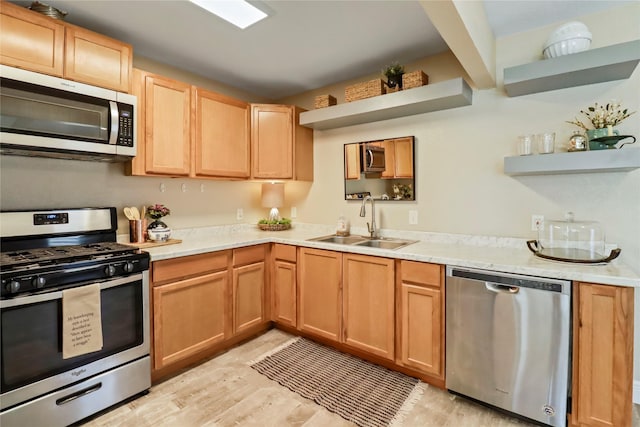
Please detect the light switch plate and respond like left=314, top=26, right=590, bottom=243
left=409, top=210, right=418, bottom=225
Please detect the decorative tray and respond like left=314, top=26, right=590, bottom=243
left=124, top=239, right=182, bottom=249
left=526, top=240, right=621, bottom=264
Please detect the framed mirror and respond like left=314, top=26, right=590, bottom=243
left=344, top=136, right=415, bottom=201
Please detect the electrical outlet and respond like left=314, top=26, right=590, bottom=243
left=409, top=210, right=418, bottom=225
left=181, top=183, right=187, bottom=193
left=236, top=208, right=243, bottom=220
left=531, top=214, right=544, bottom=231
left=291, top=206, right=297, bottom=218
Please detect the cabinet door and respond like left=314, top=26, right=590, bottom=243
left=251, top=104, right=293, bottom=179
left=298, top=248, right=342, bottom=341
left=273, top=260, right=297, bottom=327
left=380, top=140, right=396, bottom=179
left=193, top=88, right=250, bottom=179
left=573, top=283, right=634, bottom=427
left=233, top=262, right=266, bottom=334
left=344, top=143, right=361, bottom=180
left=394, top=137, right=414, bottom=178
left=343, top=254, right=395, bottom=359
left=64, top=25, right=132, bottom=92
left=0, top=2, right=64, bottom=76
left=399, top=284, right=442, bottom=375
left=144, top=74, right=191, bottom=175
left=153, top=270, right=228, bottom=370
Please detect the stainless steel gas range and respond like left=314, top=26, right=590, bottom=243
left=0, top=207, right=151, bottom=427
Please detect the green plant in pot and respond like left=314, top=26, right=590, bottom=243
left=566, top=101, right=635, bottom=150
left=382, top=61, right=405, bottom=89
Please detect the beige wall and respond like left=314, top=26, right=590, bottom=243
left=1, top=2, right=639, bottom=389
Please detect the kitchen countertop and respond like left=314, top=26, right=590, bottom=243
left=119, top=223, right=640, bottom=288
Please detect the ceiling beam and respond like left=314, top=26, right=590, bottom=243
left=420, top=0, right=496, bottom=89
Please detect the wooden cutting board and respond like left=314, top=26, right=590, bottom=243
left=124, top=239, right=182, bottom=249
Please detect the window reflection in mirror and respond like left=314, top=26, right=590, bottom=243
left=344, top=136, right=415, bottom=201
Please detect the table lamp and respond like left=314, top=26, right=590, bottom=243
left=261, top=183, right=284, bottom=221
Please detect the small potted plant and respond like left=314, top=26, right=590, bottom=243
left=382, top=61, right=405, bottom=89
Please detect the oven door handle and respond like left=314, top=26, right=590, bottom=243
left=0, top=274, right=142, bottom=308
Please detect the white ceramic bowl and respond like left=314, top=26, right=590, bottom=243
left=543, top=37, right=591, bottom=58
left=545, top=21, right=592, bottom=45
left=148, top=227, right=171, bottom=242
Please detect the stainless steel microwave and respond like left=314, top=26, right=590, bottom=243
left=0, top=65, right=136, bottom=162
left=361, top=143, right=386, bottom=173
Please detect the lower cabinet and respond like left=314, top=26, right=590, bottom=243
left=298, top=247, right=343, bottom=341
left=232, top=245, right=267, bottom=334
left=272, top=244, right=297, bottom=327
left=343, top=253, right=395, bottom=360
left=572, top=282, right=634, bottom=427
left=397, top=260, right=444, bottom=379
left=152, top=251, right=230, bottom=371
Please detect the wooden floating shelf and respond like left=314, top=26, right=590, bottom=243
left=504, top=40, right=640, bottom=97
left=299, top=78, right=472, bottom=130
left=504, top=149, right=640, bottom=176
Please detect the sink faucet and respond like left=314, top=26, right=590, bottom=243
left=359, top=196, right=378, bottom=239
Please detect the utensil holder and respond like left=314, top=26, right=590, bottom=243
left=129, top=219, right=147, bottom=243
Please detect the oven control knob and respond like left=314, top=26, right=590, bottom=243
left=7, top=280, right=21, bottom=293
left=32, top=276, right=46, bottom=288
left=104, top=265, right=116, bottom=277
left=123, top=262, right=135, bottom=273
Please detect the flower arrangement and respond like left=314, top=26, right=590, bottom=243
left=566, top=101, right=635, bottom=130
left=147, top=204, right=171, bottom=220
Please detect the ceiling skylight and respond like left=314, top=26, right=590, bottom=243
left=189, top=0, right=267, bottom=29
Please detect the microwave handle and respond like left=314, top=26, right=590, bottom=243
left=366, top=149, right=373, bottom=168
left=108, top=101, right=118, bottom=145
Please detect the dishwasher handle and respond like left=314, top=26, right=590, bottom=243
left=485, top=282, right=519, bottom=294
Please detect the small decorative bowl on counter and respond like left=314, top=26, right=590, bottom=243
left=147, top=226, right=171, bottom=242
left=257, top=218, right=292, bottom=231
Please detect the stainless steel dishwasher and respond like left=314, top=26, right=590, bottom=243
left=445, top=266, right=571, bottom=427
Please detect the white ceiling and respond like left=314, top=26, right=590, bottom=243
left=10, top=0, right=632, bottom=100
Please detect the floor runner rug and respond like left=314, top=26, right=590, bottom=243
left=250, top=337, right=424, bottom=427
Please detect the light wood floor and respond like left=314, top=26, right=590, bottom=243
left=84, top=329, right=639, bottom=427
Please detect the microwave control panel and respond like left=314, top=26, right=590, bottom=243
left=117, top=103, right=134, bottom=147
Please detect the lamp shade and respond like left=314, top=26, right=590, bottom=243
left=261, top=183, right=284, bottom=208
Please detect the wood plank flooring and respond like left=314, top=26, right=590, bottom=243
left=83, top=329, right=640, bottom=427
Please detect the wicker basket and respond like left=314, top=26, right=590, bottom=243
left=258, top=223, right=291, bottom=231
left=385, top=85, right=400, bottom=94
left=402, top=71, right=429, bottom=90
left=345, top=79, right=385, bottom=102
left=314, top=94, right=337, bottom=109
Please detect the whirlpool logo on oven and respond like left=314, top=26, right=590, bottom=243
left=71, top=368, right=87, bottom=377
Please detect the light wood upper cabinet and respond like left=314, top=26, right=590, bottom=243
left=232, top=245, right=267, bottom=335
left=0, top=2, right=131, bottom=92
left=193, top=87, right=250, bottom=179
left=0, top=1, right=64, bottom=76
left=344, top=143, right=361, bottom=180
left=64, top=24, right=132, bottom=93
left=130, top=69, right=191, bottom=176
left=298, top=247, right=342, bottom=341
left=251, top=104, right=313, bottom=181
left=572, top=282, right=634, bottom=427
left=382, top=137, right=413, bottom=179
left=343, top=254, right=395, bottom=360
left=398, top=261, right=444, bottom=379
left=272, top=244, right=297, bottom=327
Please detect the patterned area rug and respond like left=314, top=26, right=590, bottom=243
left=250, top=337, right=425, bottom=427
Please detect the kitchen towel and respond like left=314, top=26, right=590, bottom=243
left=62, top=283, right=103, bottom=359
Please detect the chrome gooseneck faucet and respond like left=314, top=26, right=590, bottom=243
left=359, top=195, right=377, bottom=239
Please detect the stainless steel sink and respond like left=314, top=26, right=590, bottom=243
left=308, top=235, right=368, bottom=245
left=353, top=238, right=417, bottom=250
left=307, top=235, right=417, bottom=250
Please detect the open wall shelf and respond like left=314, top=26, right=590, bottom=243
left=504, top=149, right=640, bottom=176
left=503, top=40, right=640, bottom=97
left=299, top=78, right=472, bottom=130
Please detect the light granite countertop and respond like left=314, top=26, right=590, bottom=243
left=119, top=223, right=640, bottom=288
